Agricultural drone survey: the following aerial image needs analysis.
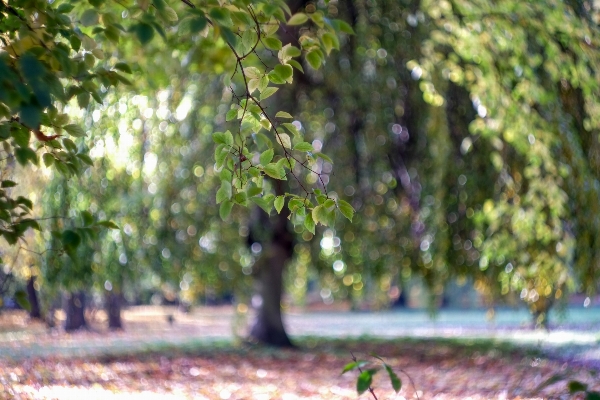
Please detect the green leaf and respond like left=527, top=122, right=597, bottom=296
left=274, top=64, right=293, bottom=82
left=84, top=53, right=96, bottom=68
left=57, top=3, right=75, bottom=13
left=586, top=392, right=600, bottom=400
left=282, top=123, right=300, bottom=136
left=384, top=365, right=402, bottom=393
left=338, top=199, right=354, bottom=222
left=20, top=105, right=41, bottom=129
left=113, top=62, right=132, bottom=74
left=62, top=138, right=77, bottom=152
left=248, top=78, right=260, bottom=94
left=189, top=15, right=208, bottom=34
left=0, top=124, right=9, bottom=140
left=209, top=7, right=232, bottom=27
left=16, top=196, right=33, bottom=210
left=268, top=70, right=286, bottom=85
left=334, top=19, right=355, bottom=34
left=569, top=381, right=588, bottom=394
left=247, top=186, right=262, bottom=197
left=315, top=152, right=333, bottom=163
left=287, top=13, right=309, bottom=26
left=260, top=118, right=271, bottom=131
left=312, top=205, right=325, bottom=225
left=19, top=218, right=40, bottom=231
left=304, top=212, right=315, bottom=234
left=275, top=111, right=293, bottom=119
left=62, top=229, right=81, bottom=250
left=77, top=92, right=90, bottom=109
left=14, top=290, right=31, bottom=312
left=281, top=44, right=302, bottom=58
left=321, top=32, right=339, bottom=54
left=97, top=220, right=119, bottom=229
left=1, top=180, right=17, bottom=188
left=259, top=149, right=274, bottom=165
left=287, top=59, right=304, bottom=73
left=231, top=10, right=254, bottom=27
left=260, top=87, right=278, bottom=101
left=216, top=181, right=232, bottom=204
left=278, top=133, right=291, bottom=149
left=226, top=109, right=238, bottom=122
left=15, top=148, right=37, bottom=166
left=214, top=145, right=228, bottom=168
left=219, top=200, right=233, bottom=220
left=234, top=191, right=248, bottom=206
left=77, top=153, right=94, bottom=166
left=263, top=37, right=282, bottom=50
left=251, top=195, right=273, bottom=214
left=105, top=25, right=120, bottom=43
left=357, top=370, right=373, bottom=395
left=219, top=168, right=232, bottom=182
left=161, top=6, right=178, bottom=22
left=92, top=49, right=105, bottom=60
left=81, top=211, right=94, bottom=226
left=258, top=75, right=269, bottom=93
left=308, top=201, right=334, bottom=227
left=133, top=22, right=155, bottom=45
left=81, top=9, right=99, bottom=26
left=244, top=67, right=261, bottom=79
left=288, top=198, right=303, bottom=212
left=63, top=124, right=85, bottom=137
left=274, top=195, right=285, bottom=214
left=341, top=362, right=356, bottom=374
left=306, top=50, right=322, bottom=70
left=153, top=0, right=166, bottom=11
left=69, top=36, right=81, bottom=52
left=263, top=163, right=284, bottom=179
left=213, top=131, right=234, bottom=146
left=241, top=29, right=256, bottom=52
left=293, top=142, right=313, bottom=152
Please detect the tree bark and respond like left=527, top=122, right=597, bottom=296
left=26, top=276, right=42, bottom=320
left=63, top=291, right=87, bottom=331
left=106, top=290, right=123, bottom=330
left=249, top=188, right=295, bottom=347
left=250, top=237, right=293, bottom=347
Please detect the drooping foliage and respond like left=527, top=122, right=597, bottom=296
left=2, top=0, right=600, bottom=333
left=0, top=0, right=353, bottom=264
left=284, top=0, right=600, bottom=323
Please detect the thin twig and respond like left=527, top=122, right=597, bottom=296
left=351, top=352, right=378, bottom=400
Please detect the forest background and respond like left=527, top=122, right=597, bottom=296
left=1, top=0, right=600, bottom=349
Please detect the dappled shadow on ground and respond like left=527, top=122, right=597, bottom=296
left=0, top=337, right=597, bottom=399
left=1, top=307, right=600, bottom=399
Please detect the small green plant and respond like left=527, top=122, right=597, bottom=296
left=536, top=373, right=600, bottom=399
left=566, top=380, right=600, bottom=400
left=342, top=353, right=418, bottom=399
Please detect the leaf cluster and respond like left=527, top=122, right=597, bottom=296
left=0, top=0, right=355, bottom=260
left=342, top=354, right=404, bottom=397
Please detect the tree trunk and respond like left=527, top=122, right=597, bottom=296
left=26, top=276, right=42, bottom=320
left=63, top=291, right=87, bottom=331
left=106, top=290, right=123, bottom=330
left=250, top=238, right=293, bottom=347
left=249, top=188, right=295, bottom=347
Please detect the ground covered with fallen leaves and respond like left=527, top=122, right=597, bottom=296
left=0, top=307, right=598, bottom=399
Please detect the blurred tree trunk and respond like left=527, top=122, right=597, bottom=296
left=249, top=184, right=294, bottom=347
left=106, top=291, right=123, bottom=330
left=26, top=276, right=42, bottom=320
left=63, top=291, right=86, bottom=331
